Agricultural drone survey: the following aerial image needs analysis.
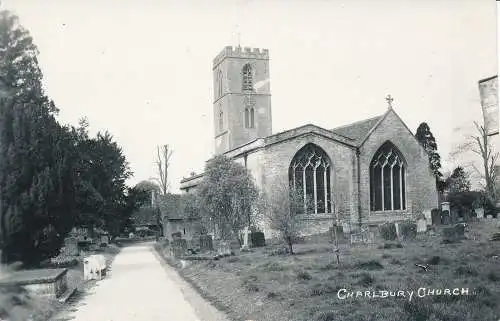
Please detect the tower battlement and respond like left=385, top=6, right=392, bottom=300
left=213, top=46, right=269, bottom=68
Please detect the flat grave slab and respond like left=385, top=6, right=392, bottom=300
left=0, top=268, right=68, bottom=299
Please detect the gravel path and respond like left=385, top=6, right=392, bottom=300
left=52, top=243, right=228, bottom=321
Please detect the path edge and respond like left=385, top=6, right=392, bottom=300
left=151, top=245, right=232, bottom=321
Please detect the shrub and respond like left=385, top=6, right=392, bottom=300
left=398, top=220, right=417, bottom=239
left=379, top=223, right=397, bottom=241
left=251, top=231, right=265, bottom=247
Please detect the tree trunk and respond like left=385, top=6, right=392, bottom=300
left=287, top=238, right=294, bottom=255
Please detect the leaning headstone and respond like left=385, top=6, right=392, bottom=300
left=475, top=208, right=484, bottom=219
left=417, top=218, right=427, bottom=233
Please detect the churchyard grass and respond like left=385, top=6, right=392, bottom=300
left=157, top=220, right=500, bottom=321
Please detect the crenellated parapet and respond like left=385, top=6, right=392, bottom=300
left=213, top=46, right=269, bottom=68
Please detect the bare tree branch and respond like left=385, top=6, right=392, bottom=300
left=155, top=144, right=173, bottom=195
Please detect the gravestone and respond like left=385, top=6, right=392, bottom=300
left=199, top=235, right=213, bottom=252
left=441, top=210, right=451, bottom=225
left=100, top=235, right=109, bottom=245
left=64, top=237, right=79, bottom=256
left=417, top=218, right=427, bottom=233
left=251, top=231, right=265, bottom=247
left=342, top=223, right=351, bottom=234
left=394, top=222, right=402, bottom=238
left=475, top=208, right=484, bottom=219
left=172, top=239, right=188, bottom=257
left=216, top=240, right=231, bottom=256
left=441, top=202, right=450, bottom=213
left=241, top=229, right=251, bottom=250
left=364, top=231, right=375, bottom=244
left=350, top=233, right=364, bottom=244
left=431, top=209, right=441, bottom=225
left=423, top=210, right=432, bottom=225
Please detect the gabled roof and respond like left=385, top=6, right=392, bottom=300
left=331, top=115, right=383, bottom=145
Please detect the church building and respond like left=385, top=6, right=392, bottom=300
left=180, top=46, right=438, bottom=236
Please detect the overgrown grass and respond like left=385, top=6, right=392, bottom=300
left=155, top=221, right=500, bottom=321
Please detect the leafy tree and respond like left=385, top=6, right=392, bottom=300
left=446, top=166, right=471, bottom=193
left=264, top=180, right=304, bottom=255
left=416, top=122, right=444, bottom=191
left=0, top=10, right=134, bottom=263
left=0, top=10, right=78, bottom=264
left=197, top=155, right=258, bottom=241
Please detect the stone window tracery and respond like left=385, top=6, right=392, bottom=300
left=245, top=107, right=255, bottom=128
left=288, top=144, right=332, bottom=214
left=242, top=64, right=253, bottom=92
left=370, top=141, right=407, bottom=211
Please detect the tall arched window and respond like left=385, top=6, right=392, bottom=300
left=370, top=141, right=407, bottom=211
left=218, top=70, right=223, bottom=98
left=288, top=144, right=332, bottom=214
left=244, top=107, right=255, bottom=128
left=242, top=64, right=253, bottom=91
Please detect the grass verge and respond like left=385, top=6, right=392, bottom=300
left=155, top=221, right=500, bottom=321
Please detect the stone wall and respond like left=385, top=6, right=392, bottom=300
left=358, top=109, right=439, bottom=223
left=233, top=132, right=357, bottom=239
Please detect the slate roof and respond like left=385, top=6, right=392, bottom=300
left=331, top=115, right=383, bottom=145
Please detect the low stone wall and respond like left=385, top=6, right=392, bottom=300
left=0, top=268, right=68, bottom=299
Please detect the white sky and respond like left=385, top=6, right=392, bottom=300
left=3, top=0, right=498, bottom=192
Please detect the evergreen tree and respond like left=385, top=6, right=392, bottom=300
left=416, top=122, right=444, bottom=191
left=446, top=166, right=471, bottom=193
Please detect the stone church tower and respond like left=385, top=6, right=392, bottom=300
left=212, top=46, right=272, bottom=155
